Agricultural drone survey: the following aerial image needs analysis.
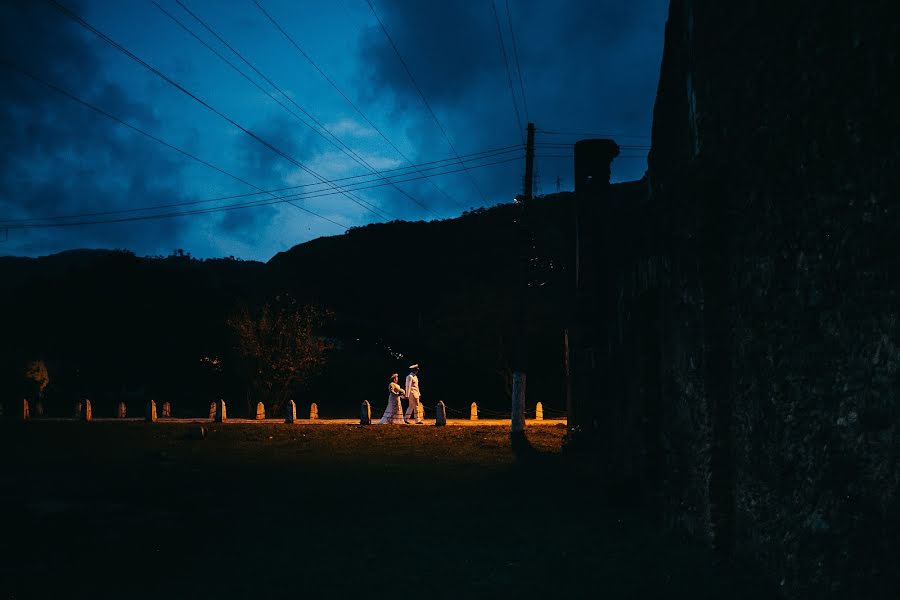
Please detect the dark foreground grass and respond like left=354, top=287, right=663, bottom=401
left=0, top=422, right=773, bottom=599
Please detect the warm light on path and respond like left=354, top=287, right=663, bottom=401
left=33, top=418, right=566, bottom=426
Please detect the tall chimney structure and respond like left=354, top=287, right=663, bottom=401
left=569, top=139, right=620, bottom=440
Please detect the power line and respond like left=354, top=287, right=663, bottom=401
left=45, top=0, right=391, bottom=225
left=536, top=128, right=651, bottom=140
left=2, top=145, right=522, bottom=224
left=0, top=57, right=348, bottom=230
left=535, top=142, right=650, bottom=148
left=536, top=144, right=650, bottom=151
left=6, top=155, right=523, bottom=230
left=3, top=146, right=523, bottom=225
left=535, top=155, right=648, bottom=159
left=151, top=1, right=396, bottom=222
left=504, top=0, right=529, bottom=122
left=165, top=0, right=433, bottom=220
left=489, top=0, right=524, bottom=145
left=252, top=0, right=466, bottom=209
left=363, top=0, right=489, bottom=207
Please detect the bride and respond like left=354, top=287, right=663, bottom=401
left=378, top=373, right=407, bottom=424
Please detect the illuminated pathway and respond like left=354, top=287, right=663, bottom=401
left=39, top=418, right=567, bottom=426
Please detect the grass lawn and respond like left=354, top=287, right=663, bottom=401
left=0, top=421, right=772, bottom=599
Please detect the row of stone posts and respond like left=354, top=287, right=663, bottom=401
left=10, top=398, right=174, bottom=421
left=356, top=400, right=452, bottom=426
left=204, top=399, right=318, bottom=423
left=8, top=399, right=549, bottom=422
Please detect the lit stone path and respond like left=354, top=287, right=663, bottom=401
left=36, top=417, right=566, bottom=426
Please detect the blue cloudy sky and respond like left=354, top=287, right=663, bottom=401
left=0, top=0, right=669, bottom=260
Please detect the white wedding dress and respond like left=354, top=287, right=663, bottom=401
left=378, top=382, right=406, bottom=424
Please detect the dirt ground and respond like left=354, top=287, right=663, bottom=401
left=0, top=421, right=773, bottom=599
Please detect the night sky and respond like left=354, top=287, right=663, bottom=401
left=0, top=0, right=668, bottom=261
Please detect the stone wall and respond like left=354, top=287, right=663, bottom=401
left=583, top=1, right=900, bottom=597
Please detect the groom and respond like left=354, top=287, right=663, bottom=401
left=404, top=364, right=423, bottom=424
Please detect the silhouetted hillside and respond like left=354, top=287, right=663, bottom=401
left=0, top=183, right=645, bottom=418
left=1, top=249, right=266, bottom=417
left=271, top=193, right=574, bottom=414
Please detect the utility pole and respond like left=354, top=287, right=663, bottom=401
left=511, top=122, right=535, bottom=434
left=523, top=122, right=535, bottom=200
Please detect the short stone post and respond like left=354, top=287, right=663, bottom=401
left=74, top=401, right=83, bottom=419
left=255, top=402, right=266, bottom=420
left=535, top=402, right=543, bottom=421
left=209, top=402, right=216, bottom=420
left=360, top=400, right=371, bottom=425
left=145, top=399, right=157, bottom=422
left=118, top=402, right=127, bottom=418
left=309, top=402, right=319, bottom=420
left=416, top=401, right=424, bottom=423
left=215, top=399, right=226, bottom=422
left=22, top=399, right=30, bottom=421
left=285, top=399, right=297, bottom=424
left=82, top=399, right=92, bottom=422
left=470, top=402, right=478, bottom=421
left=162, top=401, right=171, bottom=417
left=435, top=401, right=447, bottom=426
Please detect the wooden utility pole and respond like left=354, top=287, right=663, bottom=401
left=511, top=122, right=536, bottom=434
left=524, top=123, right=535, bottom=200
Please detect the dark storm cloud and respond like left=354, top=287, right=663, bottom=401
left=216, top=111, right=329, bottom=238
left=358, top=1, right=497, bottom=109
left=235, top=112, right=326, bottom=184
left=0, top=1, right=190, bottom=256
left=0, top=0, right=669, bottom=259
left=357, top=0, right=668, bottom=188
left=359, top=0, right=665, bottom=112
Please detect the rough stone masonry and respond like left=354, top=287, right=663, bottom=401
left=568, top=2, right=900, bottom=598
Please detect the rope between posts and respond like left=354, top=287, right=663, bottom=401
left=415, top=400, right=566, bottom=420
left=541, top=409, right=568, bottom=417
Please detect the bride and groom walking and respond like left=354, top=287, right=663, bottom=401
left=378, top=364, right=423, bottom=425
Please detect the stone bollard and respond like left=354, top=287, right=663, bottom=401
left=215, top=399, right=226, bottom=422
left=146, top=399, right=157, bottom=422
left=416, top=401, right=424, bottom=423
left=435, top=401, right=447, bottom=426
left=309, top=402, right=318, bottom=420
left=360, top=400, right=371, bottom=425
left=189, top=423, right=206, bottom=440
left=209, top=402, right=216, bottom=420
left=162, top=401, right=172, bottom=418
left=255, top=402, right=265, bottom=420
left=22, top=399, right=30, bottom=421
left=82, top=399, right=93, bottom=422
left=75, top=401, right=83, bottom=419
left=535, top=402, right=543, bottom=421
left=470, top=402, right=478, bottom=421
left=285, top=399, right=297, bottom=424
left=118, top=402, right=127, bottom=418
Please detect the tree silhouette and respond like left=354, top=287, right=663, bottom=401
left=227, top=297, right=332, bottom=417
left=25, top=360, right=49, bottom=402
